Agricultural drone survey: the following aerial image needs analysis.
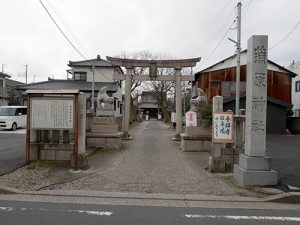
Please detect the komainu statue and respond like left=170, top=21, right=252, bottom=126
left=190, top=87, right=207, bottom=111
left=97, top=86, right=114, bottom=108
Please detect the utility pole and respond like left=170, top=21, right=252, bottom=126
left=235, top=2, right=242, bottom=115
left=1, top=64, right=5, bottom=73
left=33, top=75, right=38, bottom=83
left=25, top=64, right=28, bottom=84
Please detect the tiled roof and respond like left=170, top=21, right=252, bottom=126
left=68, top=55, right=113, bottom=68
left=0, top=72, right=11, bottom=78
left=16, top=80, right=119, bottom=92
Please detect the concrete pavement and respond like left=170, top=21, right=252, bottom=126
left=0, top=121, right=299, bottom=204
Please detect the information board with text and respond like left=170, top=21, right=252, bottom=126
left=31, top=99, right=74, bottom=129
left=212, top=112, right=233, bottom=143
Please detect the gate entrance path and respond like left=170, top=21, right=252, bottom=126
left=51, top=121, right=258, bottom=197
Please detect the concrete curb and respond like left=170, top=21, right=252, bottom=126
left=0, top=185, right=21, bottom=194
left=23, top=190, right=262, bottom=202
left=1, top=185, right=300, bottom=204
left=265, top=192, right=300, bottom=204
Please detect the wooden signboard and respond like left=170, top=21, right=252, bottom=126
left=212, top=112, right=233, bottom=143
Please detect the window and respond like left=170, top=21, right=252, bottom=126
left=296, top=81, right=300, bottom=92
left=74, top=72, right=87, bottom=81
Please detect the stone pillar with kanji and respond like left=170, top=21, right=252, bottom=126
left=234, top=35, right=277, bottom=186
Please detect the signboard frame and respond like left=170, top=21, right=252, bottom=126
left=30, top=97, right=75, bottom=130
left=212, top=111, right=234, bottom=143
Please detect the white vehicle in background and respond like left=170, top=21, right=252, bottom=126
left=0, top=106, right=27, bottom=131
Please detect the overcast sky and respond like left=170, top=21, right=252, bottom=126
left=0, top=0, right=299, bottom=83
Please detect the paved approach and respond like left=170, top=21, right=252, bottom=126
left=48, top=121, right=252, bottom=196
left=0, top=131, right=26, bottom=176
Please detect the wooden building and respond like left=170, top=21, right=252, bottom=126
left=194, top=51, right=297, bottom=134
left=194, top=50, right=297, bottom=105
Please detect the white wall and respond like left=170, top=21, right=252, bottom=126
left=70, top=66, right=122, bottom=82
left=287, top=61, right=300, bottom=117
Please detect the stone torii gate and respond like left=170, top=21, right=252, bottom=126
left=106, top=56, right=201, bottom=140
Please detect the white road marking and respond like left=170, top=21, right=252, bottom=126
left=0, top=207, right=13, bottom=212
left=184, top=214, right=300, bottom=222
left=0, top=206, right=112, bottom=216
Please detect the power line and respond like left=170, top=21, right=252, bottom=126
left=44, top=0, right=88, bottom=56
left=181, top=0, right=235, bottom=54
left=200, top=19, right=236, bottom=65
left=38, top=0, right=87, bottom=59
left=269, top=22, right=300, bottom=50
left=242, top=0, right=254, bottom=17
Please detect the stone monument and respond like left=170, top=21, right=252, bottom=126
left=86, top=86, right=123, bottom=150
left=234, top=35, right=277, bottom=186
left=180, top=88, right=211, bottom=152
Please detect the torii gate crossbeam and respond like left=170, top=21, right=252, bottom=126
left=106, top=56, right=201, bottom=140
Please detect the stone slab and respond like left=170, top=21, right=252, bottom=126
left=40, top=144, right=74, bottom=151
left=208, top=156, right=226, bottom=172
left=86, top=132, right=123, bottom=138
left=93, top=117, right=117, bottom=125
left=180, top=138, right=211, bottom=152
left=95, top=110, right=115, bottom=117
left=87, top=137, right=122, bottom=150
left=180, top=133, right=211, bottom=141
left=56, top=151, right=72, bottom=161
left=185, top=126, right=211, bottom=136
left=91, top=124, right=119, bottom=134
left=234, top=164, right=277, bottom=187
left=40, top=150, right=55, bottom=160
left=239, top=154, right=271, bottom=171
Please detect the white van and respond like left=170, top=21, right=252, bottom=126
left=0, top=106, right=27, bottom=130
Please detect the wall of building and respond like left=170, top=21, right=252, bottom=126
left=287, top=61, right=300, bottom=117
left=197, top=65, right=292, bottom=104
left=70, top=67, right=120, bottom=83
left=223, top=98, right=288, bottom=134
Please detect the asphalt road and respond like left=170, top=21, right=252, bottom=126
left=267, top=135, right=300, bottom=189
left=0, top=200, right=299, bottom=225
left=0, top=129, right=26, bottom=176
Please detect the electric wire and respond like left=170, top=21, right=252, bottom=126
left=44, top=0, right=88, bottom=56
left=269, top=22, right=300, bottom=50
left=200, top=19, right=236, bottom=66
left=180, top=0, right=235, bottom=54
left=38, top=0, right=87, bottom=59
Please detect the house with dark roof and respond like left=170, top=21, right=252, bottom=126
left=193, top=50, right=297, bottom=134
left=17, top=55, right=124, bottom=118
left=1, top=72, right=24, bottom=106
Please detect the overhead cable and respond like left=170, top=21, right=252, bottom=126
left=38, top=0, right=87, bottom=59
left=269, top=22, right=300, bottom=50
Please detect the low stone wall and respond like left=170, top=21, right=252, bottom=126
left=180, top=134, right=211, bottom=152
left=180, top=126, right=212, bottom=152
left=86, top=132, right=123, bottom=150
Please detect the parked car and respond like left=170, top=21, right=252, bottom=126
left=0, top=106, right=27, bottom=130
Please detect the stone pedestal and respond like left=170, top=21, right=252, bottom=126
left=180, top=126, right=211, bottom=152
left=87, top=115, right=123, bottom=150
left=234, top=154, right=277, bottom=186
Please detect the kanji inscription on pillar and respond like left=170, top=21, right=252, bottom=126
left=244, top=35, right=268, bottom=156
